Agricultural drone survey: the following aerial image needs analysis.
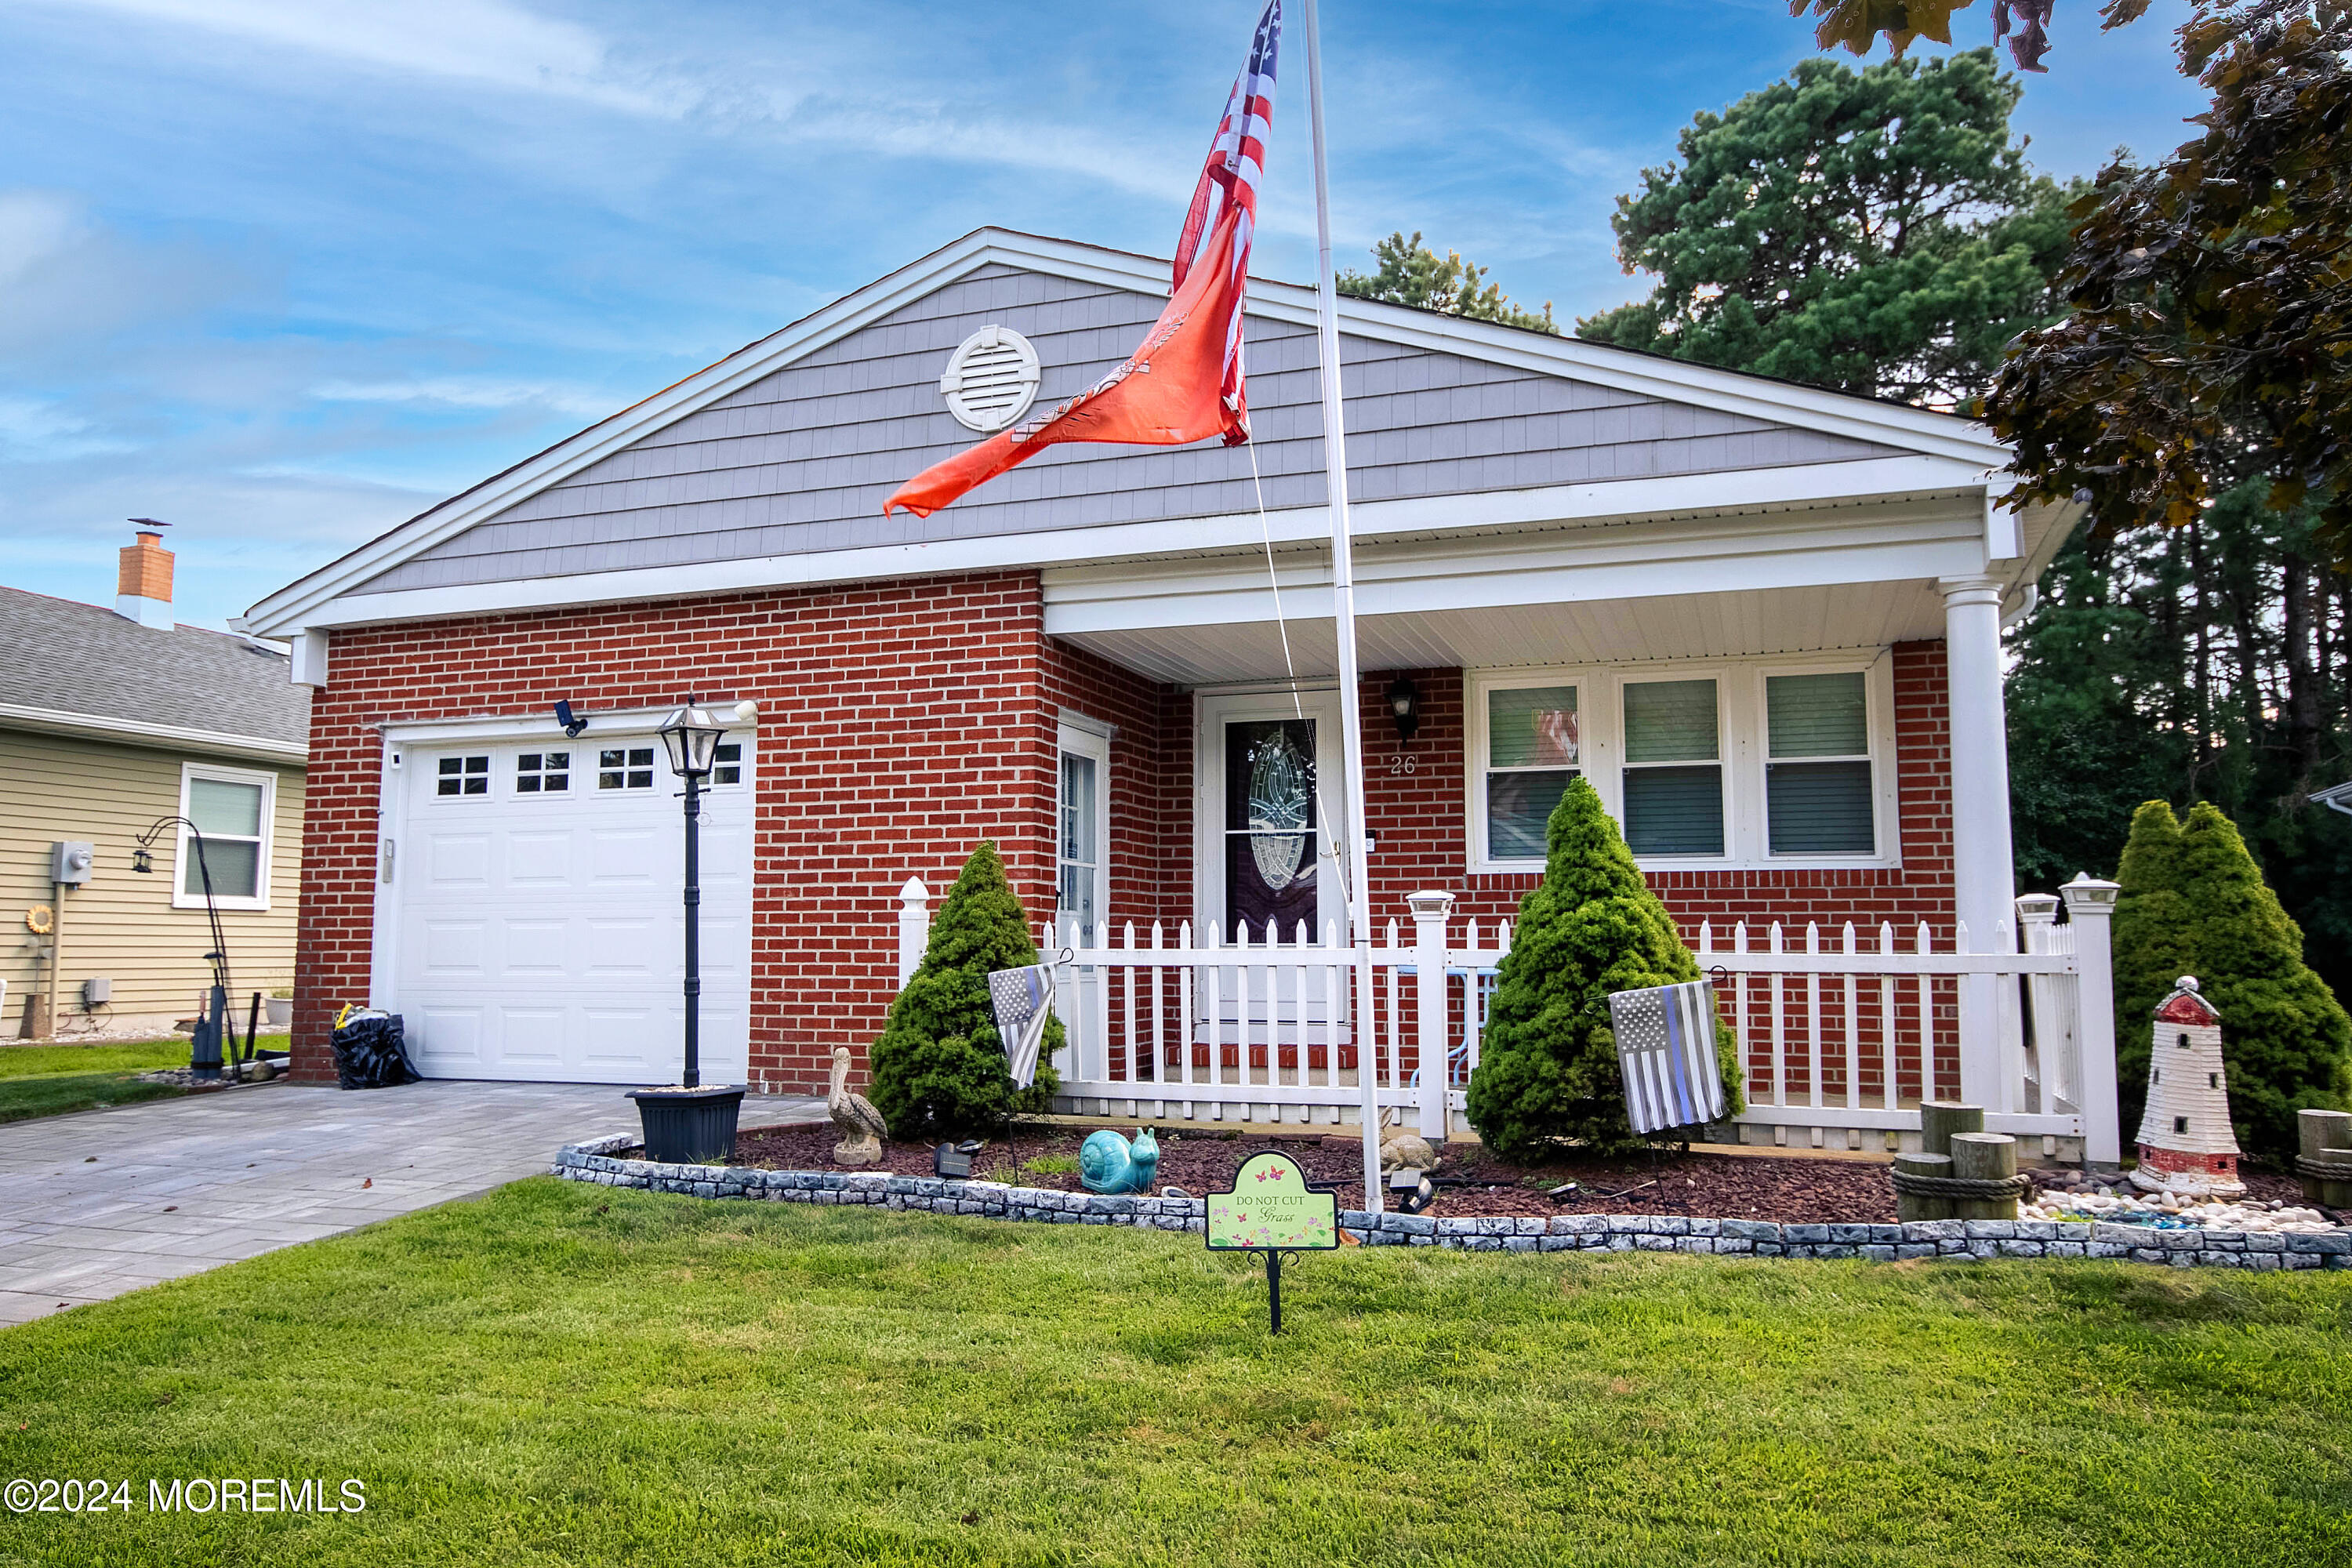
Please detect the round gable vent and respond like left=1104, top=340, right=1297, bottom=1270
left=939, top=326, right=1042, bottom=433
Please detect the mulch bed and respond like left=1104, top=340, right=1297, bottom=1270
left=597, top=1120, right=2318, bottom=1225
left=680, top=1123, right=2315, bottom=1224
left=691, top=1122, right=1897, bottom=1223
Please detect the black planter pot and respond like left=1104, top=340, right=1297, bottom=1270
left=627, top=1085, right=746, bottom=1165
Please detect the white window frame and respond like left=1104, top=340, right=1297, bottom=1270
left=1465, top=653, right=1899, bottom=875
left=174, top=761, right=278, bottom=911
left=1056, top=713, right=1113, bottom=938
left=1755, top=665, right=1885, bottom=861
left=1467, top=675, right=1586, bottom=869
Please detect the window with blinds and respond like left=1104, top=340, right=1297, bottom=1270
left=1483, top=684, right=1579, bottom=860
left=1766, top=672, right=1874, bottom=854
left=1622, top=679, right=1722, bottom=855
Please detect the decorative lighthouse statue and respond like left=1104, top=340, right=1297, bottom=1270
left=2129, top=977, right=2247, bottom=1199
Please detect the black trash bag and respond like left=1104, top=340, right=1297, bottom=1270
left=331, top=1010, right=419, bottom=1091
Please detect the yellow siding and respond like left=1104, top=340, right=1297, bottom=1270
left=0, top=726, right=305, bottom=1035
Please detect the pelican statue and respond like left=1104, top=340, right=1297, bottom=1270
left=828, top=1046, right=888, bottom=1166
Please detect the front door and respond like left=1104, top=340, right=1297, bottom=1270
left=1197, top=690, right=1347, bottom=944
left=1224, top=717, right=1320, bottom=938
left=1192, top=692, right=1351, bottom=1074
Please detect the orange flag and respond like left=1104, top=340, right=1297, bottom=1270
left=883, top=211, right=1250, bottom=519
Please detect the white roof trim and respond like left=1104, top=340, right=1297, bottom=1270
left=0, top=702, right=308, bottom=764
left=245, top=227, right=2012, bottom=638
left=278, top=458, right=2000, bottom=632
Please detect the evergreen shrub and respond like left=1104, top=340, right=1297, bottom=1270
left=2112, top=800, right=2351, bottom=1161
left=1465, top=777, right=1742, bottom=1158
left=867, top=841, right=1063, bottom=1138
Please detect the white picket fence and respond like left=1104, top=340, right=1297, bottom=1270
left=891, top=876, right=2122, bottom=1160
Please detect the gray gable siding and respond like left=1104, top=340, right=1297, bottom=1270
left=355, top=263, right=1900, bottom=596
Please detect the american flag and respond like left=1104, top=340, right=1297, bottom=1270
left=1606, top=979, right=1729, bottom=1136
left=1174, top=0, right=1279, bottom=446
left=988, top=964, right=1057, bottom=1090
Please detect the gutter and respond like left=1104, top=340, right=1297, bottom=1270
left=0, top=702, right=307, bottom=765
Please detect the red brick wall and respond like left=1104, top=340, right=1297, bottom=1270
left=292, top=572, right=1178, bottom=1093
left=298, top=578, right=1962, bottom=1104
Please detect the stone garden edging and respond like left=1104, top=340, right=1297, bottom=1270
left=552, top=1134, right=2352, bottom=1271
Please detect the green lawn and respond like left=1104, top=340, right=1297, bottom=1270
left=0, top=1036, right=289, bottom=1125
left=1, top=1180, right=2347, bottom=1567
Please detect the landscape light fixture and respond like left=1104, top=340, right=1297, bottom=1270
left=1385, top=677, right=1421, bottom=745
left=554, top=699, right=587, bottom=738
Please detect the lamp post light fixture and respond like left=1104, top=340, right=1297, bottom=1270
left=627, top=698, right=746, bottom=1164
left=1385, top=677, right=1421, bottom=746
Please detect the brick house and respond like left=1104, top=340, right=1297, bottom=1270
left=244, top=230, right=2078, bottom=1102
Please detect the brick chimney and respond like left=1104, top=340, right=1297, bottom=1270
left=116, top=523, right=174, bottom=630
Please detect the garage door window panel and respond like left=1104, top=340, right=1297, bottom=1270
left=517, top=752, right=570, bottom=793
left=437, top=755, right=490, bottom=797
left=176, top=764, right=274, bottom=909
left=599, top=747, right=655, bottom=790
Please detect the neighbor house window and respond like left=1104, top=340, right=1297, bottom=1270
left=176, top=764, right=275, bottom=910
left=1482, top=684, right=1580, bottom=861
left=1766, top=672, right=1875, bottom=855
left=1621, top=679, right=1722, bottom=856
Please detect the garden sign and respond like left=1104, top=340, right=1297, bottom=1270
left=1205, top=1151, right=1339, bottom=1334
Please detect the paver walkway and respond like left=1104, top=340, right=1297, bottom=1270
left=0, top=1080, right=824, bottom=1326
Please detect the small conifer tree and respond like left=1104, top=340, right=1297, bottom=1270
left=1465, top=777, right=1741, bottom=1158
left=867, top=840, right=1064, bottom=1138
left=2112, top=799, right=2351, bottom=1160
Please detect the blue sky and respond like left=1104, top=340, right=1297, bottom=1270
left=1, top=0, right=2208, bottom=630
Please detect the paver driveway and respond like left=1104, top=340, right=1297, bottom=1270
left=0, top=1080, right=823, bottom=1326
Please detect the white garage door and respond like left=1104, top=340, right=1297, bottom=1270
left=387, top=732, right=753, bottom=1085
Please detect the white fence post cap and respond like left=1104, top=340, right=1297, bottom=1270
left=2059, top=873, right=2120, bottom=912
left=898, top=876, right=929, bottom=904
left=1406, top=889, right=1456, bottom=918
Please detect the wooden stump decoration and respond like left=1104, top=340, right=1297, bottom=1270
left=1893, top=1105, right=2027, bottom=1221
left=2298, top=1109, right=2352, bottom=1210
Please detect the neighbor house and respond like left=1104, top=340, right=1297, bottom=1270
left=2, top=528, right=309, bottom=1040
left=242, top=229, right=2082, bottom=1133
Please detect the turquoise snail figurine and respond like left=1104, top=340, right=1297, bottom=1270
left=1079, top=1127, right=1160, bottom=1195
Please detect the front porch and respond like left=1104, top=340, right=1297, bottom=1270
left=893, top=874, right=2125, bottom=1166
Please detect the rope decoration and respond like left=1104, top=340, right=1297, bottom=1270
left=1890, top=1170, right=2034, bottom=1202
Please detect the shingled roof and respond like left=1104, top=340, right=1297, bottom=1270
left=0, top=586, right=310, bottom=757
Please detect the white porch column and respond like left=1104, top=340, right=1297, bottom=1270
left=1940, top=576, right=2016, bottom=1109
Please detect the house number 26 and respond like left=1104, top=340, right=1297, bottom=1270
left=1388, top=754, right=1417, bottom=775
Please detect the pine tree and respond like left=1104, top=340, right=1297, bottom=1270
left=1465, top=777, right=1741, bottom=1158
left=2111, top=799, right=2351, bottom=1160
left=867, top=841, right=1063, bottom=1138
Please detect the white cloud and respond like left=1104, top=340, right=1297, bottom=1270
left=310, top=375, right=621, bottom=419
left=31, top=0, right=692, bottom=115
left=0, top=396, right=132, bottom=459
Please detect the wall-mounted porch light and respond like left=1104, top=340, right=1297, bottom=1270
left=1385, top=677, right=1421, bottom=745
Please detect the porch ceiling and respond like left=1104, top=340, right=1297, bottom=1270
left=1053, top=579, right=1951, bottom=685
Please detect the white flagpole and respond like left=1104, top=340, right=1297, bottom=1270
left=1299, top=0, right=1383, bottom=1214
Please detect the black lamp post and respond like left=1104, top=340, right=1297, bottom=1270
left=658, top=699, right=727, bottom=1088
left=626, top=699, right=744, bottom=1165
